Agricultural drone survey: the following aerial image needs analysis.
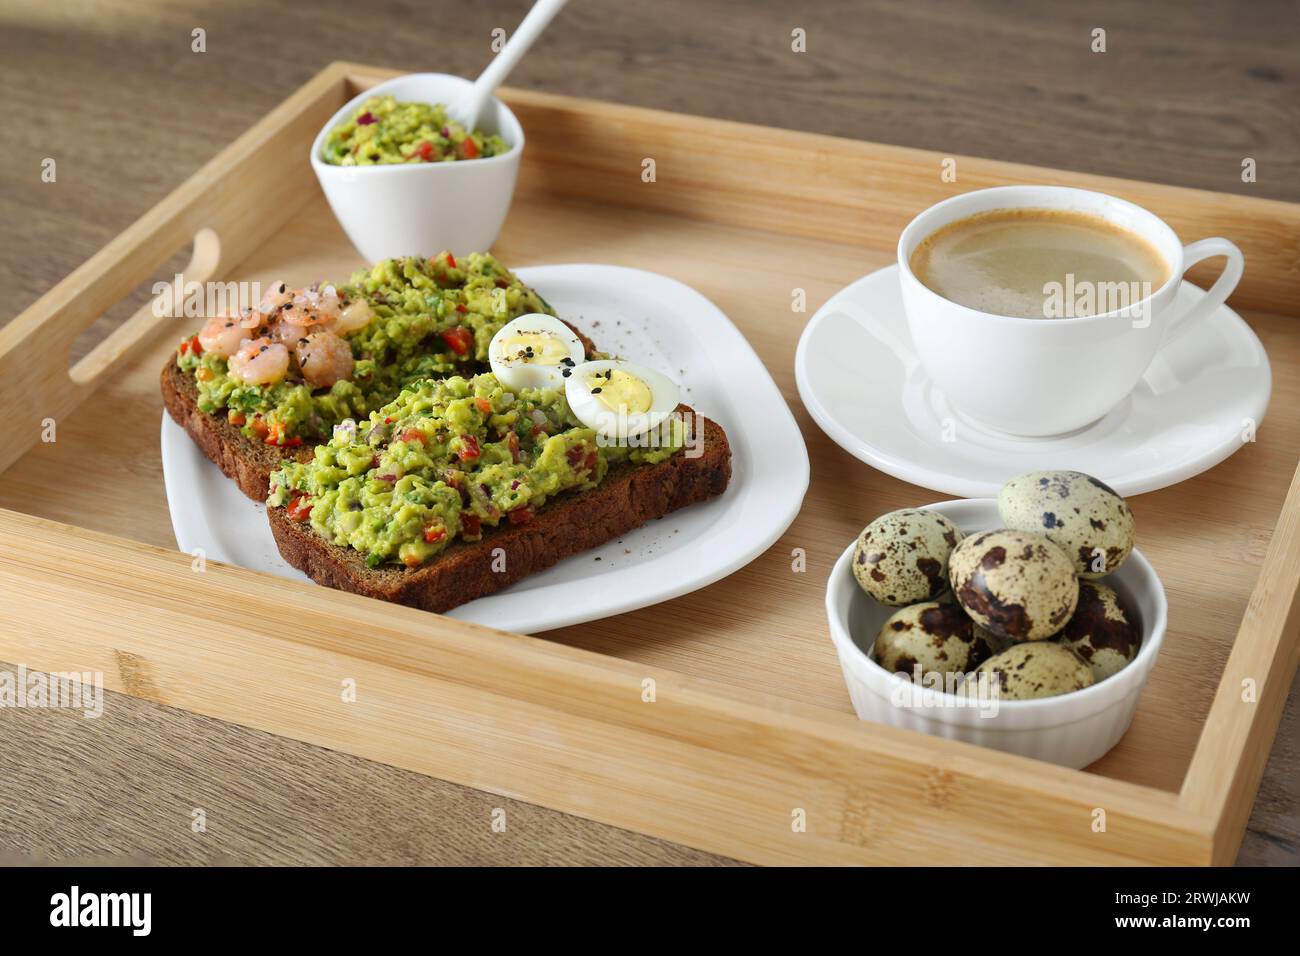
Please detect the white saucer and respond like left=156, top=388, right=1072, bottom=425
left=794, top=265, right=1271, bottom=497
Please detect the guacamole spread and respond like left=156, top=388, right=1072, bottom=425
left=178, top=345, right=369, bottom=448
left=176, top=252, right=552, bottom=446
left=321, top=96, right=509, bottom=166
left=268, top=373, right=682, bottom=569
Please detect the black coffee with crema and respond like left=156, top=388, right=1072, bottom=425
left=910, top=208, right=1170, bottom=319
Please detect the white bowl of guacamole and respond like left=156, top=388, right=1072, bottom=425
left=311, top=73, right=524, bottom=261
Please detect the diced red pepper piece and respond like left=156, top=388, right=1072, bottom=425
left=461, top=513, right=481, bottom=536
left=444, top=251, right=457, bottom=269
left=455, top=303, right=467, bottom=314
left=286, top=495, right=313, bottom=521
left=441, top=326, right=473, bottom=357
left=457, top=434, right=481, bottom=462
left=384, top=416, right=397, bottom=424
left=415, top=140, right=436, bottom=161
left=399, top=428, right=425, bottom=444
left=403, top=553, right=423, bottom=568
left=423, top=525, right=447, bottom=544
left=474, top=396, right=492, bottom=415
left=458, top=137, right=480, bottom=159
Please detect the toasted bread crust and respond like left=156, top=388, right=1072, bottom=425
left=160, top=360, right=312, bottom=501
left=267, top=413, right=732, bottom=613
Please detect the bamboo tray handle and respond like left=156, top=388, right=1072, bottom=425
left=0, top=219, right=224, bottom=475
left=68, top=228, right=222, bottom=387
left=0, top=63, right=352, bottom=477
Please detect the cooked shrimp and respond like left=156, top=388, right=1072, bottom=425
left=294, top=330, right=355, bottom=389
left=228, top=337, right=290, bottom=385
left=237, top=306, right=265, bottom=329
left=259, top=279, right=293, bottom=316
left=317, top=285, right=343, bottom=323
left=264, top=320, right=304, bottom=346
left=332, top=296, right=373, bottom=335
left=283, top=285, right=342, bottom=328
left=197, top=313, right=255, bottom=358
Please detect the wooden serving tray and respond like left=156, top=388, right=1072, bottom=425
left=2, top=61, right=1298, bottom=865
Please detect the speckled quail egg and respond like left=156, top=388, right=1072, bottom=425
left=949, top=529, right=1079, bottom=642
left=871, top=601, right=999, bottom=679
left=972, top=624, right=1008, bottom=660
left=943, top=598, right=1011, bottom=656
left=970, top=641, right=1095, bottom=700
left=998, top=470, right=1135, bottom=578
left=852, top=509, right=964, bottom=606
left=1055, top=580, right=1140, bottom=682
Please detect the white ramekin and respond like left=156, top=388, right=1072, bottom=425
left=310, top=73, right=524, bottom=262
left=825, top=498, right=1167, bottom=769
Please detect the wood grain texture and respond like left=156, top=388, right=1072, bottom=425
left=0, top=509, right=1214, bottom=866
left=0, top=103, right=1290, bottom=862
left=0, top=659, right=736, bottom=866
left=0, top=0, right=1296, bottom=866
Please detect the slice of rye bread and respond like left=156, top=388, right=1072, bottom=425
left=161, top=360, right=313, bottom=501
left=267, top=410, right=731, bottom=613
left=160, top=320, right=599, bottom=502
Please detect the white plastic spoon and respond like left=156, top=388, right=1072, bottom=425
left=451, top=0, right=570, bottom=132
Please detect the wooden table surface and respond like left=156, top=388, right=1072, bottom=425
left=1, top=0, right=1296, bottom=866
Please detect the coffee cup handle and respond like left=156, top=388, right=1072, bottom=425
left=1163, top=238, right=1245, bottom=342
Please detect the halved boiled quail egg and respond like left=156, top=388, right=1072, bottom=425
left=565, top=359, right=680, bottom=441
left=488, top=314, right=585, bottom=391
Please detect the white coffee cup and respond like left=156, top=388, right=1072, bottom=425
left=896, top=185, right=1244, bottom=436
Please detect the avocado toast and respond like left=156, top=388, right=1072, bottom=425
left=161, top=252, right=591, bottom=500
left=265, top=373, right=731, bottom=612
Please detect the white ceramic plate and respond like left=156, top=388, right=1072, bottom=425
left=794, top=264, right=1271, bottom=497
left=162, top=264, right=809, bottom=634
